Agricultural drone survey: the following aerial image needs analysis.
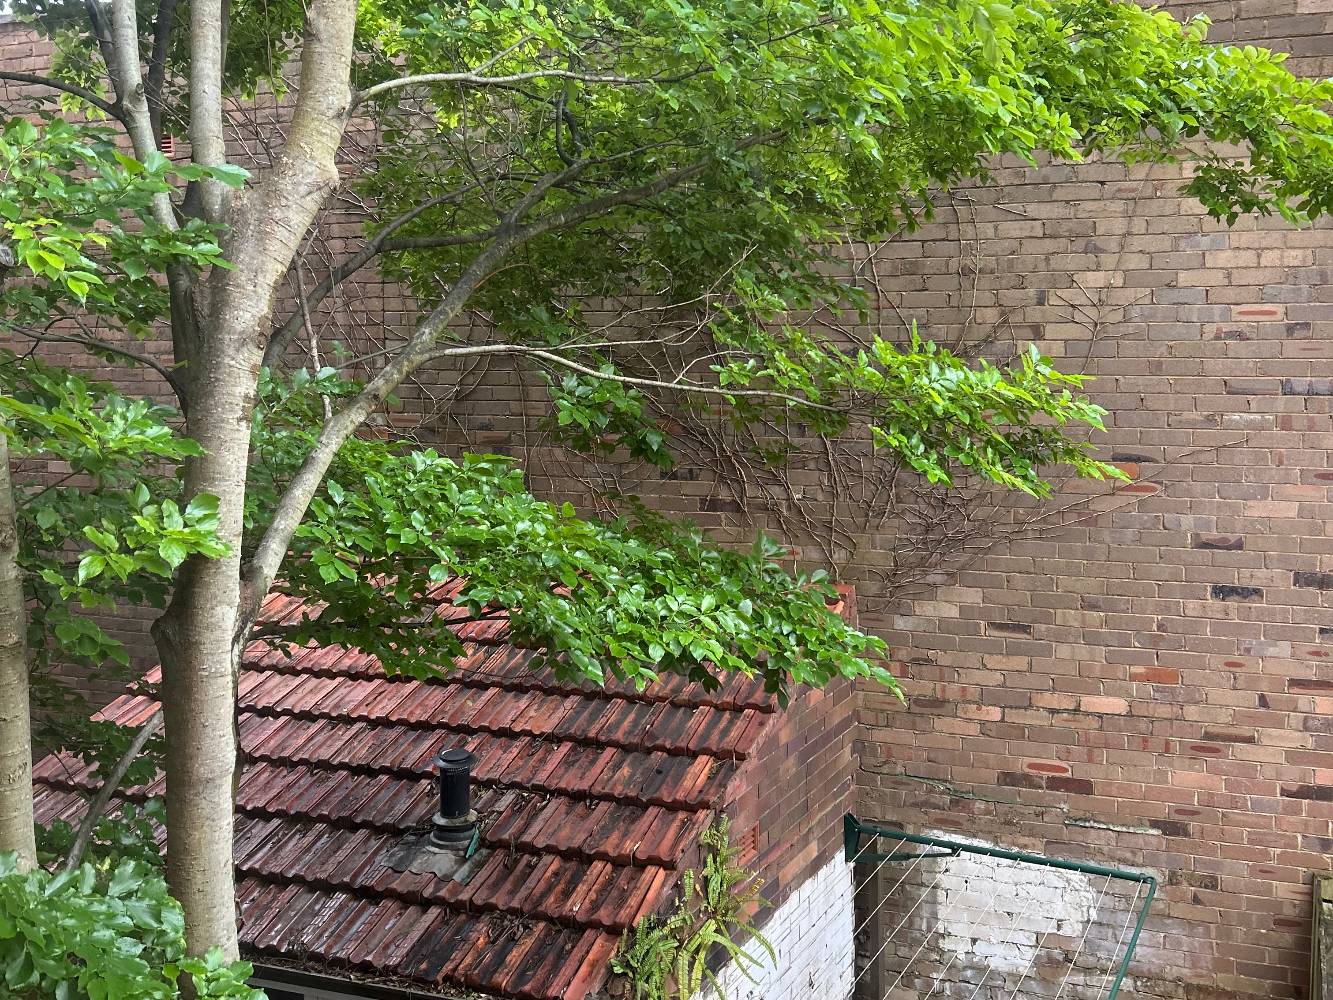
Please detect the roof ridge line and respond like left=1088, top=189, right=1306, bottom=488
left=238, top=703, right=757, bottom=761
left=233, top=659, right=779, bottom=715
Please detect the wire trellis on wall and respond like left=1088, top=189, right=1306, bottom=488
left=845, top=815, right=1157, bottom=1000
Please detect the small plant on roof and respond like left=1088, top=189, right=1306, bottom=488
left=612, top=817, right=774, bottom=1000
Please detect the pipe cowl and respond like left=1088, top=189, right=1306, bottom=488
left=430, top=747, right=477, bottom=849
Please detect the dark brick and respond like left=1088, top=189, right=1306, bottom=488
left=1302, top=716, right=1333, bottom=735
left=1046, top=776, right=1096, bottom=795
left=985, top=621, right=1035, bottom=637
left=998, top=771, right=1044, bottom=789
left=1201, top=727, right=1257, bottom=744
left=1288, top=678, right=1333, bottom=693
left=1168, top=870, right=1220, bottom=891
left=1210, top=584, right=1264, bottom=602
left=1150, top=819, right=1193, bottom=837
left=1294, top=571, right=1333, bottom=591
left=1281, top=784, right=1333, bottom=801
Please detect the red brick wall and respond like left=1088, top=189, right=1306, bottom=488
left=728, top=677, right=856, bottom=904
left=853, top=5, right=1333, bottom=998
left=726, top=588, right=859, bottom=907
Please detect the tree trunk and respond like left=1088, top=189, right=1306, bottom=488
left=0, top=420, right=35, bottom=873
left=150, top=0, right=357, bottom=961
left=153, top=361, right=254, bottom=961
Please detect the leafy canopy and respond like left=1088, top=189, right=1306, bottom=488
left=0, top=114, right=231, bottom=336
left=0, top=111, right=233, bottom=747
left=18, top=0, right=1333, bottom=504
left=0, top=356, right=225, bottom=758
left=248, top=370, right=893, bottom=700
left=345, top=0, right=1332, bottom=495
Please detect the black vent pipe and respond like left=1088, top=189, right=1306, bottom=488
left=430, top=747, right=477, bottom=848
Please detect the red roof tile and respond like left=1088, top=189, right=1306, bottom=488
left=30, top=583, right=793, bottom=1000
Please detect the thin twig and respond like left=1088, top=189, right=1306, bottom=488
left=62, top=709, right=164, bottom=873
left=0, top=72, right=126, bottom=122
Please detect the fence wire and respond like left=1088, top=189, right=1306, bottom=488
left=846, top=816, right=1155, bottom=1000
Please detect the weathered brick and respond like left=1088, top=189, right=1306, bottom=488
left=1280, top=784, right=1333, bottom=801
left=1294, top=570, right=1333, bottom=590
left=1192, top=534, right=1244, bottom=551
left=1209, top=584, right=1265, bottom=602
left=1281, top=377, right=1333, bottom=395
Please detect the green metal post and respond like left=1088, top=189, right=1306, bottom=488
left=1105, top=874, right=1156, bottom=1000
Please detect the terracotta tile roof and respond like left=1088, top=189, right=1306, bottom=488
left=30, top=582, right=814, bottom=1000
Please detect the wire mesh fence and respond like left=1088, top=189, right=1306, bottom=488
left=846, top=816, right=1155, bottom=1000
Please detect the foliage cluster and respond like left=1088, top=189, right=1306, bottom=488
left=0, top=114, right=232, bottom=335
left=0, top=355, right=223, bottom=753
left=612, top=818, right=774, bottom=1000
left=0, top=853, right=261, bottom=1000
left=249, top=368, right=895, bottom=698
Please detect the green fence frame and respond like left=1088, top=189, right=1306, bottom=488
left=844, top=814, right=1157, bottom=1000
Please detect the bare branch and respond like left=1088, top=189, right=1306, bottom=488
left=264, top=186, right=487, bottom=368
left=7, top=327, right=190, bottom=410
left=420, top=341, right=841, bottom=412
left=61, top=709, right=163, bottom=873
left=145, top=0, right=181, bottom=141
left=190, top=0, right=230, bottom=221
left=246, top=135, right=784, bottom=596
left=353, top=68, right=659, bottom=108
left=107, top=0, right=179, bottom=231
left=0, top=72, right=126, bottom=123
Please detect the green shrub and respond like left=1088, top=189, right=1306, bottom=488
left=0, top=852, right=263, bottom=1000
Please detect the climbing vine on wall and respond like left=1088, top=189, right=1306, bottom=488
left=612, top=818, right=774, bottom=1000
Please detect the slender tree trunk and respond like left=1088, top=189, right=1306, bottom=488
left=153, top=354, right=255, bottom=961
left=148, top=1, right=357, bottom=960
left=0, top=421, right=35, bottom=873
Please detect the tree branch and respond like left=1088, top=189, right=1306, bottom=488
left=419, top=342, right=841, bottom=412
left=145, top=0, right=181, bottom=142
left=353, top=67, right=660, bottom=108
left=190, top=0, right=230, bottom=221
left=107, top=0, right=179, bottom=231
left=83, top=0, right=122, bottom=95
left=263, top=187, right=486, bottom=368
left=262, top=137, right=703, bottom=369
left=245, top=137, right=785, bottom=599
left=7, top=327, right=190, bottom=411
left=61, top=709, right=163, bottom=873
left=350, top=16, right=835, bottom=110
left=0, top=72, right=126, bottom=123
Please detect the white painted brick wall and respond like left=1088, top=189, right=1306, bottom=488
left=700, top=851, right=855, bottom=1000
left=861, top=830, right=1152, bottom=1000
